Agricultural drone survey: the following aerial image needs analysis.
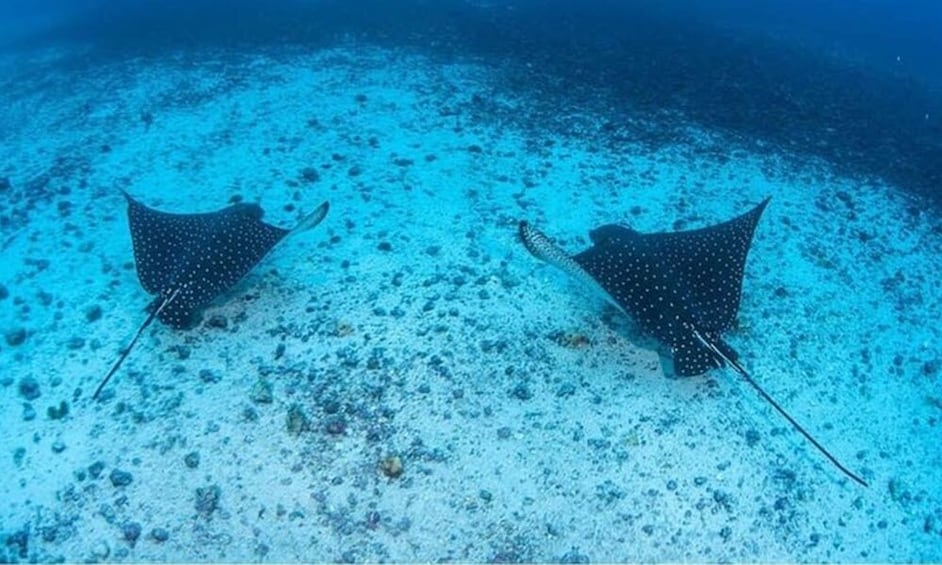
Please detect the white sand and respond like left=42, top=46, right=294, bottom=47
left=1, top=42, right=940, bottom=562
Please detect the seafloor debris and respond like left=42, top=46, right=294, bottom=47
left=379, top=455, right=403, bottom=479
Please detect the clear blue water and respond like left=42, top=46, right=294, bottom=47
left=1, top=1, right=940, bottom=561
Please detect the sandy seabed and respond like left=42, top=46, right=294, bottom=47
left=1, top=42, right=940, bottom=562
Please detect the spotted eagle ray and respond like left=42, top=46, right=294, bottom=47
left=519, top=198, right=868, bottom=487
left=93, top=192, right=330, bottom=400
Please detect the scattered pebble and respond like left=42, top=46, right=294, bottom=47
left=18, top=377, right=40, bottom=400
left=8, top=523, right=42, bottom=553
left=56, top=200, right=72, bottom=216
left=51, top=440, right=66, bottom=453
left=122, top=522, right=141, bottom=546
left=251, top=379, right=273, bottom=404
left=380, top=455, right=403, bottom=479
left=6, top=327, right=27, bottom=347
left=46, top=400, right=69, bottom=420
left=559, top=548, right=590, bottom=564
left=286, top=404, right=310, bottom=436
left=745, top=429, right=760, bottom=447
left=85, top=304, right=102, bottom=322
left=109, top=469, right=133, bottom=487
left=299, top=167, right=320, bottom=183
left=0, top=284, right=8, bottom=300
left=89, top=539, right=111, bottom=560
left=22, top=404, right=35, bottom=421
left=195, top=485, right=221, bottom=517
left=322, top=398, right=340, bottom=414
left=205, top=315, right=228, bottom=329
left=713, top=489, right=733, bottom=511
left=199, top=368, right=221, bottom=383
left=150, top=528, right=169, bottom=543
left=511, top=382, right=532, bottom=400
left=556, top=382, right=576, bottom=397
left=888, top=478, right=912, bottom=504
left=324, top=414, right=346, bottom=436
left=88, top=461, right=105, bottom=479
left=184, top=451, right=200, bottom=469
left=923, top=515, right=935, bottom=534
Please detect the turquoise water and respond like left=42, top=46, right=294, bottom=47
left=1, top=1, right=940, bottom=561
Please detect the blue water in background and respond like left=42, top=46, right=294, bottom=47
left=2, top=0, right=940, bottom=206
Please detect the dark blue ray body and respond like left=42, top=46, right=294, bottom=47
left=571, top=198, right=768, bottom=375
left=126, top=193, right=292, bottom=328
left=519, top=198, right=868, bottom=486
left=93, top=192, right=328, bottom=400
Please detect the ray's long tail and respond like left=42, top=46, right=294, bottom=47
left=92, top=288, right=181, bottom=400
left=693, top=330, right=869, bottom=487
left=727, top=358, right=869, bottom=487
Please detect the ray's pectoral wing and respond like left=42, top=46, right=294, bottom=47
left=125, top=193, right=212, bottom=295
left=152, top=208, right=291, bottom=328
left=210, top=210, right=291, bottom=290
left=143, top=201, right=330, bottom=329
left=570, top=231, right=728, bottom=376
left=656, top=198, right=769, bottom=332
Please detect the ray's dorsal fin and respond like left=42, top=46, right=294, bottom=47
left=518, top=199, right=869, bottom=487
